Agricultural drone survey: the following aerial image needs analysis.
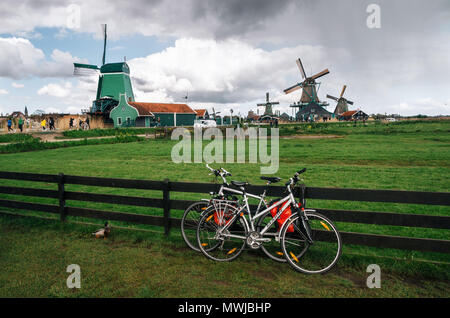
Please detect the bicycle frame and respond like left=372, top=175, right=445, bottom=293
left=214, top=183, right=298, bottom=241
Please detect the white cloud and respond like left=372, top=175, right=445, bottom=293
left=0, top=89, right=9, bottom=94
left=12, top=82, right=24, bottom=88
left=129, top=38, right=335, bottom=105
left=0, top=37, right=85, bottom=79
left=38, top=82, right=72, bottom=98
left=44, top=106, right=62, bottom=114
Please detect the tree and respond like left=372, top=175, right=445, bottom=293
left=24, top=106, right=28, bottom=117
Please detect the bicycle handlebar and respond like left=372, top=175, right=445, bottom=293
left=205, top=164, right=231, bottom=184
left=221, top=168, right=232, bottom=177
left=286, top=168, right=307, bottom=187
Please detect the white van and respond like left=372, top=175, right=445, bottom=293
left=194, top=120, right=217, bottom=128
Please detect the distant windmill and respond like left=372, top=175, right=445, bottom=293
left=257, top=92, right=279, bottom=116
left=284, top=58, right=329, bottom=104
left=284, top=58, right=332, bottom=120
left=182, top=91, right=189, bottom=102
left=327, top=85, right=354, bottom=115
left=212, top=107, right=221, bottom=119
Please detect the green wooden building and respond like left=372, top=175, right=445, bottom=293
left=110, top=94, right=197, bottom=127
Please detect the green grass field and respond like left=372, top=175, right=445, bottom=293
left=0, top=120, right=449, bottom=297
left=1, top=215, right=449, bottom=297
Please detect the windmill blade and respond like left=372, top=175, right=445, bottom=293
left=340, top=85, right=347, bottom=98
left=327, top=94, right=339, bottom=101
left=266, top=92, right=269, bottom=103
left=347, top=100, right=354, bottom=105
left=271, top=102, right=280, bottom=105
left=296, top=58, right=306, bottom=79
left=257, top=103, right=266, bottom=106
left=101, top=24, right=107, bottom=66
left=311, top=69, right=330, bottom=80
left=73, top=63, right=99, bottom=76
left=283, top=83, right=302, bottom=94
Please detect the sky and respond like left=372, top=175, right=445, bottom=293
left=0, top=0, right=449, bottom=117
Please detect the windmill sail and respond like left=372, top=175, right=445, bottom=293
left=340, top=85, right=347, bottom=98
left=311, top=69, right=330, bottom=80
left=326, top=94, right=339, bottom=102
left=284, top=83, right=302, bottom=94
left=73, top=63, right=99, bottom=76
left=102, top=24, right=107, bottom=66
left=296, top=58, right=306, bottom=79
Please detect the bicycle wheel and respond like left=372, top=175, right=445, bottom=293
left=280, top=211, right=342, bottom=274
left=197, top=203, right=248, bottom=262
left=181, top=201, right=212, bottom=251
left=256, top=211, right=286, bottom=263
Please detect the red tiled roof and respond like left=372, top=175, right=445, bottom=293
left=340, top=110, right=357, bottom=117
left=195, top=109, right=207, bottom=117
left=128, top=102, right=196, bottom=116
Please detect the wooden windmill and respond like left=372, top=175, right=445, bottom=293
left=327, top=85, right=354, bottom=115
left=257, top=92, right=279, bottom=116
left=73, top=24, right=135, bottom=116
left=284, top=58, right=332, bottom=121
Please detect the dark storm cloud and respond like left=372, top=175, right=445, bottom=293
left=0, top=0, right=449, bottom=115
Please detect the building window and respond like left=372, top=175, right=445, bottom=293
left=126, top=117, right=131, bottom=125
left=117, top=117, right=122, bottom=125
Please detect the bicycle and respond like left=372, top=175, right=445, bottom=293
left=181, top=165, right=286, bottom=263
left=196, top=168, right=342, bottom=274
left=180, top=165, right=237, bottom=252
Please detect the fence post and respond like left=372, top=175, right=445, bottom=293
left=58, top=172, right=66, bottom=222
left=297, top=184, right=306, bottom=207
left=163, top=178, right=171, bottom=236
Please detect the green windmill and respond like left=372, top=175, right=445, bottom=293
left=74, top=24, right=135, bottom=116
left=284, top=58, right=332, bottom=121
left=257, top=92, right=279, bottom=116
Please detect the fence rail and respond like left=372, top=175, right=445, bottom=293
left=0, top=171, right=449, bottom=254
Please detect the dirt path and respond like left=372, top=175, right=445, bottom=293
left=0, top=131, right=153, bottom=146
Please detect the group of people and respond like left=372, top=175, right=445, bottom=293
left=69, top=117, right=90, bottom=130
left=269, top=118, right=279, bottom=127
left=6, top=117, right=26, bottom=133
left=4, top=116, right=92, bottom=133
left=40, top=117, right=56, bottom=131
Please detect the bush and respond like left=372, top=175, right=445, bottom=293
left=0, top=135, right=144, bottom=154
left=0, top=134, right=35, bottom=143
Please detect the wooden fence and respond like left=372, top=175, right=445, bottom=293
left=0, top=171, right=449, bottom=254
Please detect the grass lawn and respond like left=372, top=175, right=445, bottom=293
left=1, top=215, right=449, bottom=297
left=0, top=120, right=449, bottom=297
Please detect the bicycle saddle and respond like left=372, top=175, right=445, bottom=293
left=260, top=176, right=282, bottom=184
left=231, top=180, right=249, bottom=187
